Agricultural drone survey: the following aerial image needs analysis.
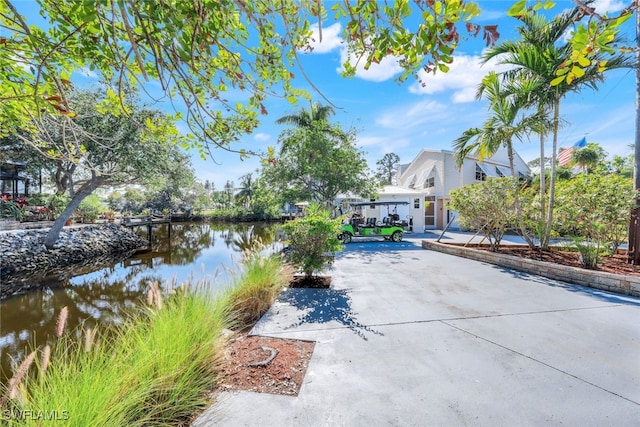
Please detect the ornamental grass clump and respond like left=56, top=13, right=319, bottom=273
left=572, top=237, right=605, bottom=269
left=1, top=285, right=230, bottom=426
left=222, top=245, right=293, bottom=329
left=0, top=250, right=289, bottom=425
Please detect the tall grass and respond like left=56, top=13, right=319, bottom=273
left=222, top=249, right=293, bottom=329
left=0, top=250, right=290, bottom=426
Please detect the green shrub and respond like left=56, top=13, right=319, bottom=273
left=282, top=204, right=344, bottom=277
left=553, top=174, right=635, bottom=252
left=26, top=193, right=48, bottom=206
left=47, top=194, right=70, bottom=219
left=0, top=197, right=24, bottom=220
left=448, top=178, right=517, bottom=251
left=572, top=237, right=604, bottom=269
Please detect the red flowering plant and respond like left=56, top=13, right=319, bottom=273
left=0, top=195, right=25, bottom=220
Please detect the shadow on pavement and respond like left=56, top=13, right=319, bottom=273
left=279, top=287, right=383, bottom=340
left=493, top=265, right=640, bottom=307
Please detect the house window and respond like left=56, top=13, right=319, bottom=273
left=424, top=175, right=435, bottom=188
left=475, top=164, right=487, bottom=181
left=423, top=168, right=435, bottom=188
left=414, top=198, right=420, bottom=209
left=495, top=166, right=505, bottom=177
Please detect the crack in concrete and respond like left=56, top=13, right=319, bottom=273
left=260, top=303, right=639, bottom=407
left=439, top=319, right=640, bottom=407
left=261, top=304, right=625, bottom=335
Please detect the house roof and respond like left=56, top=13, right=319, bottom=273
left=399, top=147, right=530, bottom=180
left=379, top=185, right=424, bottom=195
left=476, top=162, right=499, bottom=178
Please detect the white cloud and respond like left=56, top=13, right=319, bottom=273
left=409, top=53, right=510, bottom=102
left=376, top=100, right=449, bottom=129
left=253, top=132, right=270, bottom=142
left=338, top=48, right=404, bottom=82
left=452, top=87, right=478, bottom=104
left=592, top=0, right=627, bottom=14
left=304, top=21, right=403, bottom=82
left=355, top=135, right=384, bottom=148
left=306, top=23, right=344, bottom=54
left=79, top=67, right=98, bottom=78
left=356, top=135, right=412, bottom=164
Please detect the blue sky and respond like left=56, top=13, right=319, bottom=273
left=14, top=1, right=637, bottom=189
left=187, top=0, right=636, bottom=189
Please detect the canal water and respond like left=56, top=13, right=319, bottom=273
left=0, top=221, right=284, bottom=385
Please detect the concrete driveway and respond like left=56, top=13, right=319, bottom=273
left=194, top=234, right=640, bottom=426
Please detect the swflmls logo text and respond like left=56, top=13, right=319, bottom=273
left=2, top=410, right=70, bottom=421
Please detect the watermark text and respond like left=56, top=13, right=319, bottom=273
left=2, top=409, right=69, bottom=421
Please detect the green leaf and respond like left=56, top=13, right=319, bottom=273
left=571, top=65, right=585, bottom=78
left=577, top=56, right=591, bottom=67
left=507, top=0, right=527, bottom=17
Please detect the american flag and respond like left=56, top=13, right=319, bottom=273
left=557, top=137, right=587, bottom=167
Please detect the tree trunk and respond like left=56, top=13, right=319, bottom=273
left=539, top=132, right=546, bottom=226
left=635, top=3, right=640, bottom=200
left=509, top=143, right=535, bottom=248
left=542, top=98, right=561, bottom=250
left=630, top=6, right=640, bottom=264
left=44, top=176, right=104, bottom=249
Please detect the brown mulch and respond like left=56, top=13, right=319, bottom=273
left=288, top=275, right=331, bottom=288
left=215, top=276, right=333, bottom=397
left=477, top=246, right=640, bottom=277
left=217, top=331, right=315, bottom=396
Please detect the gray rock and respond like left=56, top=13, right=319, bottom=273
left=1, top=224, right=148, bottom=299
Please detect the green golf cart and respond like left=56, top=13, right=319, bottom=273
left=338, top=201, right=410, bottom=244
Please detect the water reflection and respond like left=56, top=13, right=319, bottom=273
left=0, top=222, right=283, bottom=384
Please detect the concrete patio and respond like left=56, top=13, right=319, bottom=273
left=194, top=232, right=640, bottom=426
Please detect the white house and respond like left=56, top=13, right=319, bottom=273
left=362, top=148, right=531, bottom=231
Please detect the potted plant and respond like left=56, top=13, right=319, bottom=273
left=79, top=194, right=104, bottom=223
left=104, top=209, right=116, bottom=222
left=83, top=210, right=98, bottom=223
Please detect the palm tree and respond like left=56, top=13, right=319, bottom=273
left=571, top=143, right=603, bottom=174
left=454, top=71, right=551, bottom=248
left=453, top=71, right=548, bottom=175
left=235, top=173, right=256, bottom=209
left=276, top=102, right=335, bottom=128
left=276, top=102, right=336, bottom=154
left=483, top=4, right=634, bottom=249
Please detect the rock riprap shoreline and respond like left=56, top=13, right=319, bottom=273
left=1, top=224, right=148, bottom=298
